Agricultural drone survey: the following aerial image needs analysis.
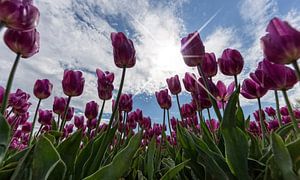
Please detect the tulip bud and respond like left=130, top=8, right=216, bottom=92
left=53, top=96, right=66, bottom=115
left=241, top=78, right=268, bottom=99
left=280, top=106, right=289, bottom=116
left=74, top=115, right=84, bottom=129
left=22, top=122, right=32, bottom=133
left=268, top=119, right=279, bottom=131
left=166, top=75, right=181, bottom=95
left=4, top=28, right=40, bottom=58
left=182, top=72, right=199, bottom=93
left=33, top=79, right=53, bottom=99
left=265, top=107, right=276, bottom=117
left=180, top=32, right=205, bottom=67
left=119, top=94, right=133, bottom=112
left=38, top=109, right=53, bottom=126
left=111, top=32, right=136, bottom=68
left=61, top=107, right=74, bottom=121
left=261, top=17, right=300, bottom=64
left=62, top=70, right=85, bottom=97
left=218, top=48, right=244, bottom=76
left=201, top=52, right=217, bottom=78
left=155, top=89, right=172, bottom=110
left=96, top=69, right=114, bottom=100
left=84, top=101, right=99, bottom=120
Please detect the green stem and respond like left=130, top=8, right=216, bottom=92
left=29, top=98, right=41, bottom=145
left=159, top=109, right=166, bottom=156
left=292, top=61, right=300, bottom=81
left=90, top=67, right=126, bottom=173
left=57, top=114, right=60, bottom=128
left=59, top=96, right=72, bottom=133
left=175, top=94, right=183, bottom=121
left=167, top=109, right=173, bottom=144
left=274, top=90, right=282, bottom=127
left=95, top=100, right=106, bottom=134
left=1, top=54, right=21, bottom=114
left=234, top=75, right=241, bottom=107
left=207, top=108, right=216, bottom=142
left=35, top=124, right=43, bottom=137
left=197, top=65, right=222, bottom=122
left=282, top=90, right=300, bottom=133
left=258, top=98, right=267, bottom=147
left=121, top=112, right=128, bottom=144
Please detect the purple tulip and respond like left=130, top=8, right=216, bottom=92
left=170, top=117, right=177, bottom=131
left=38, top=109, right=53, bottom=126
left=4, top=28, right=39, bottom=58
left=254, top=60, right=298, bottom=90
left=206, top=119, right=219, bottom=132
left=118, top=94, right=133, bottom=112
left=62, top=70, right=85, bottom=97
left=268, top=119, right=279, bottom=131
left=265, top=107, right=276, bottom=117
left=248, top=121, right=260, bottom=136
left=0, top=0, right=39, bottom=31
left=294, top=109, right=300, bottom=119
left=85, top=101, right=99, bottom=120
left=241, top=78, right=268, bottom=99
left=65, top=124, right=74, bottom=134
left=22, top=122, right=32, bottom=133
left=191, top=93, right=212, bottom=110
left=33, top=79, right=53, bottom=99
left=201, top=52, right=218, bottom=78
left=0, top=86, right=5, bottom=105
left=13, top=101, right=31, bottom=115
left=87, top=118, right=97, bottom=129
left=61, top=107, right=74, bottom=121
left=96, top=69, right=114, bottom=100
left=111, top=32, right=136, bottom=68
left=280, top=106, right=289, bottom=116
left=17, top=112, right=29, bottom=125
left=53, top=97, right=66, bottom=115
left=216, top=81, right=235, bottom=108
left=218, top=48, right=244, bottom=76
left=141, top=116, right=151, bottom=130
left=180, top=32, right=205, bottom=67
left=182, top=72, right=199, bottom=93
left=9, top=89, right=31, bottom=114
left=181, top=103, right=196, bottom=119
left=282, top=116, right=291, bottom=124
left=261, top=17, right=300, bottom=64
left=197, top=77, right=219, bottom=98
left=253, top=110, right=265, bottom=122
left=74, top=115, right=85, bottom=129
left=166, top=75, right=181, bottom=95
left=155, top=89, right=172, bottom=110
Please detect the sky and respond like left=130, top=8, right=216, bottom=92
left=0, top=0, right=300, bottom=124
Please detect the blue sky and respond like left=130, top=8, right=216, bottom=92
left=1, top=0, right=300, bottom=124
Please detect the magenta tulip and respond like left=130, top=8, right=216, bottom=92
left=166, top=75, right=181, bottom=95
left=119, top=94, right=133, bottom=112
left=182, top=72, right=199, bottom=93
left=4, top=28, right=39, bottom=58
left=216, top=81, right=235, bottom=108
left=261, top=17, right=300, bottom=65
left=0, top=86, right=5, bottom=106
left=74, top=115, right=85, bottom=129
left=241, top=78, right=268, bottom=99
left=218, top=48, right=244, bottom=76
left=201, top=52, right=217, bottom=78
left=181, top=103, right=196, bottom=119
left=96, top=69, right=114, bottom=100
left=155, top=89, right=172, bottom=110
left=268, top=119, right=279, bottom=131
left=62, top=70, right=85, bottom=97
left=33, top=79, right=53, bottom=99
left=111, top=32, right=136, bottom=68
left=61, top=107, right=74, bottom=121
left=85, top=101, right=99, bottom=120
left=53, top=97, right=66, bottom=115
left=38, top=109, right=53, bottom=126
left=0, top=0, right=39, bottom=31
left=87, top=118, right=97, bottom=129
left=265, top=107, right=276, bottom=117
left=180, top=32, right=205, bottom=67
left=21, top=122, right=32, bottom=133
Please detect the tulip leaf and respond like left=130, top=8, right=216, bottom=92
left=56, top=130, right=82, bottom=177
left=270, top=133, right=298, bottom=180
left=146, top=137, right=156, bottom=180
left=47, top=159, right=67, bottom=180
left=0, top=113, right=11, bottom=164
left=275, top=123, right=293, bottom=139
left=161, top=159, right=190, bottom=180
left=200, top=120, right=222, bottom=155
left=74, top=138, right=94, bottom=180
left=83, top=132, right=142, bottom=180
left=287, top=137, right=300, bottom=171
left=11, top=136, right=61, bottom=180
left=3, top=147, right=29, bottom=166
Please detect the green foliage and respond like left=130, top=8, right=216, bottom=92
left=0, top=113, right=11, bottom=164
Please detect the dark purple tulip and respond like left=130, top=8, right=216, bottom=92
left=253, top=110, right=265, bottom=122
left=62, top=70, right=85, bottom=97
left=261, top=17, right=300, bottom=64
left=74, top=115, right=84, bottom=129
left=265, top=107, right=276, bottom=117
left=66, top=124, right=74, bottom=134
left=218, top=48, right=244, bottom=76
left=4, top=28, right=39, bottom=58
left=280, top=106, right=289, bottom=116
left=248, top=121, right=260, bottom=136
left=134, top=109, right=143, bottom=124
left=33, top=79, right=53, bottom=99
left=241, top=78, right=268, bottom=99
left=191, top=93, right=212, bottom=110
left=53, top=97, right=66, bottom=115
left=155, top=89, right=172, bottom=110
left=255, top=60, right=298, bottom=90
left=294, top=109, right=300, bottom=119
left=22, top=122, right=32, bottom=133
left=85, top=101, right=99, bottom=120
left=13, top=101, right=31, bottom=115
left=141, top=116, right=151, bottom=130
left=282, top=116, right=291, bottom=124
left=0, top=0, right=39, bottom=31
left=201, top=52, right=218, bottom=78
left=216, top=81, right=235, bottom=108
left=18, top=112, right=29, bottom=125
left=198, top=77, right=219, bottom=97
left=180, top=32, right=205, bottom=67
left=118, top=94, right=133, bottom=112
left=87, top=118, right=97, bottom=129
left=170, top=117, right=177, bottom=131
left=182, top=72, right=200, bottom=93
left=0, top=86, right=5, bottom=105
left=181, top=103, right=196, bottom=119
left=9, top=89, right=30, bottom=108
left=96, top=69, right=114, bottom=100
left=111, top=32, right=136, bottom=68
left=61, top=107, right=74, bottom=121
left=206, top=119, right=219, bottom=132
left=268, top=119, right=279, bottom=131
left=38, top=109, right=53, bottom=126
left=166, top=75, right=181, bottom=95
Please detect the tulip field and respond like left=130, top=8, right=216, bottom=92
left=1, top=1, right=300, bottom=180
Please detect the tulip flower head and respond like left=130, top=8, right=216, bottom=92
left=155, top=89, right=172, bottom=110
left=85, top=101, right=99, bottom=120
left=33, top=79, right=53, bottom=99
left=96, top=69, right=114, bottom=100
left=62, top=70, right=85, bottom=97
left=218, top=48, right=244, bottom=76
left=166, top=75, right=181, bottom=95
